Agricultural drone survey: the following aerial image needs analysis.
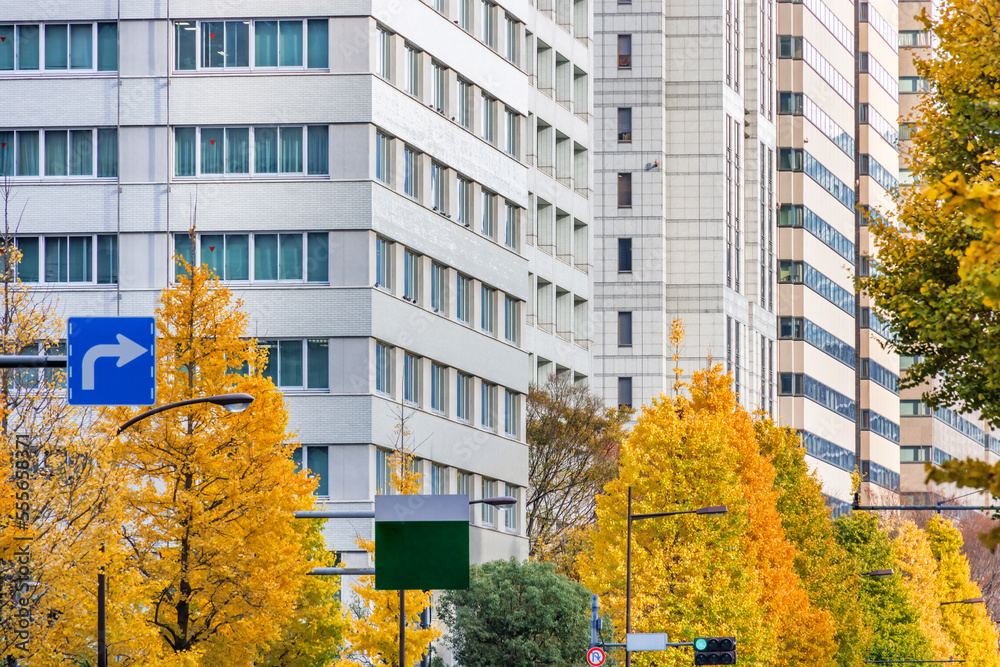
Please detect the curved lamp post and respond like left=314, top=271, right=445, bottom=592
left=625, top=488, right=728, bottom=667
left=98, top=392, right=254, bottom=667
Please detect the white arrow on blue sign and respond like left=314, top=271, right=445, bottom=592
left=67, top=317, right=156, bottom=406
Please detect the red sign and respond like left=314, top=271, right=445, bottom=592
left=587, top=647, right=607, bottom=666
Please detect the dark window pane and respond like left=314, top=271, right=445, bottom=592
left=174, top=234, right=193, bottom=278
left=97, top=23, right=117, bottom=71
left=307, top=446, right=329, bottom=496
left=254, top=234, right=278, bottom=280
left=225, top=234, right=249, bottom=280
left=201, top=234, right=224, bottom=278
left=45, top=25, right=67, bottom=69
left=307, top=339, right=329, bottom=389
left=0, top=26, right=14, bottom=70
left=226, top=21, right=249, bottom=67
left=617, top=377, right=632, bottom=409
left=17, top=238, right=39, bottom=283
left=307, top=233, right=329, bottom=282
left=202, top=21, right=224, bottom=68
left=255, top=21, right=277, bottom=67
left=618, top=238, right=632, bottom=271
left=201, top=128, right=224, bottom=174
left=175, top=22, right=196, bottom=70
left=617, top=173, right=632, bottom=207
left=17, top=25, right=39, bottom=70
left=68, top=236, right=92, bottom=282
left=618, top=312, right=632, bottom=345
left=97, top=235, right=117, bottom=284
left=279, top=21, right=303, bottom=66
left=307, top=19, right=328, bottom=68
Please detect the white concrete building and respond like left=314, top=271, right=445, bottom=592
left=593, top=0, right=777, bottom=415
left=0, top=0, right=593, bottom=606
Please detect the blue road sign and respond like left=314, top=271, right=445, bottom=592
left=67, top=317, right=156, bottom=406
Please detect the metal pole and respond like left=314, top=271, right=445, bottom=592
left=626, top=486, right=632, bottom=667
left=399, top=589, right=406, bottom=667
left=97, top=568, right=106, bottom=667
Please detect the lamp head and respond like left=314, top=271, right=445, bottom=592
left=479, top=496, right=517, bottom=507
left=861, top=569, right=894, bottom=577
left=695, top=505, right=728, bottom=515
left=210, top=393, right=255, bottom=413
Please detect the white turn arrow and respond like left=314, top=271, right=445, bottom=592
left=81, top=334, right=149, bottom=391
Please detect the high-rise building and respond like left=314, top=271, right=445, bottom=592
left=0, top=0, right=592, bottom=590
left=594, top=0, right=778, bottom=416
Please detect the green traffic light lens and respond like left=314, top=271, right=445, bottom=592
left=694, top=638, right=708, bottom=651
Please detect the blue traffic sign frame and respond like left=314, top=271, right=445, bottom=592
left=67, top=317, right=156, bottom=406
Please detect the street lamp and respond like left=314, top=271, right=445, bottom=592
left=98, top=392, right=254, bottom=667
left=625, top=487, right=727, bottom=667
left=861, top=569, right=895, bottom=577
left=940, top=597, right=985, bottom=606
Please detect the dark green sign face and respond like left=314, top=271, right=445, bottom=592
left=694, top=638, right=708, bottom=651
left=374, top=520, right=470, bottom=590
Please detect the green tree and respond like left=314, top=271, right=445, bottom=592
left=437, top=559, right=591, bottom=667
left=526, top=377, right=630, bottom=579
left=833, top=512, right=933, bottom=664
left=756, top=420, right=869, bottom=666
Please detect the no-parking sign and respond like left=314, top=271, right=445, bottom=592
left=587, top=647, right=607, bottom=666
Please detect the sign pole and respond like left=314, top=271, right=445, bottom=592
left=400, top=589, right=406, bottom=667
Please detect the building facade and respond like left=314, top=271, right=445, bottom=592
left=594, top=0, right=778, bottom=416
left=0, top=0, right=592, bottom=606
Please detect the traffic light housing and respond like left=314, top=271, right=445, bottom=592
left=693, top=637, right=737, bottom=665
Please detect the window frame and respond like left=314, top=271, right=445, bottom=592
left=172, top=19, right=329, bottom=72
left=173, top=125, right=329, bottom=178
left=0, top=127, right=118, bottom=180
left=375, top=342, right=394, bottom=396
left=174, top=231, right=328, bottom=284
left=0, top=22, right=118, bottom=74
left=3, top=234, right=118, bottom=285
left=258, top=338, right=330, bottom=390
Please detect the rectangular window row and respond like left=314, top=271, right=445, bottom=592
left=0, top=22, right=117, bottom=72
left=860, top=307, right=892, bottom=340
left=777, top=36, right=854, bottom=106
left=777, top=92, right=854, bottom=156
left=374, top=342, right=519, bottom=437
left=859, top=459, right=900, bottom=491
left=778, top=316, right=855, bottom=368
left=859, top=3, right=898, bottom=54
left=781, top=0, right=852, bottom=53
left=1, top=235, right=117, bottom=285
left=860, top=358, right=899, bottom=394
left=374, top=132, right=521, bottom=251
left=859, top=52, right=899, bottom=101
left=777, top=204, right=854, bottom=263
left=799, top=429, right=855, bottom=472
left=259, top=339, right=329, bottom=390
left=859, top=103, right=899, bottom=148
left=174, top=232, right=329, bottom=283
left=778, top=148, right=855, bottom=210
left=860, top=410, right=900, bottom=444
left=859, top=154, right=899, bottom=193
left=778, top=260, right=854, bottom=314
left=778, top=373, right=855, bottom=421
left=0, top=129, right=118, bottom=178
left=174, top=126, right=329, bottom=177
left=375, top=237, right=521, bottom=345
left=174, top=19, right=328, bottom=70
left=530, top=276, right=589, bottom=348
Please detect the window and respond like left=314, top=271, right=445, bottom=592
left=618, top=312, right=632, bottom=346
left=481, top=95, right=496, bottom=144
left=375, top=342, right=393, bottom=395
left=431, top=463, right=447, bottom=493
left=457, top=178, right=473, bottom=226
left=456, top=373, right=473, bottom=421
left=431, top=363, right=448, bottom=413
left=431, top=164, right=447, bottom=214
left=504, top=296, right=519, bottom=344
left=617, top=108, right=632, bottom=141
left=403, top=249, right=420, bottom=302
left=504, top=484, right=518, bottom=531
left=405, top=45, right=420, bottom=96
left=431, top=262, right=447, bottom=313
left=505, top=110, right=519, bottom=157
left=617, top=35, right=631, bottom=68
left=0, top=22, right=117, bottom=72
left=174, top=20, right=326, bottom=71
left=430, top=62, right=447, bottom=114
left=376, top=448, right=393, bottom=495
left=505, top=16, right=518, bottom=63
left=174, top=125, right=328, bottom=177
left=482, top=1, right=497, bottom=49
left=459, top=0, right=473, bottom=31
left=481, top=191, right=496, bottom=238
left=481, top=286, right=497, bottom=335
left=377, top=27, right=392, bottom=80
left=899, top=30, right=929, bottom=48
left=2, top=235, right=117, bottom=285
left=174, top=232, right=328, bottom=283
left=457, top=274, right=473, bottom=323
left=0, top=128, right=117, bottom=179
left=504, top=389, right=518, bottom=437
left=618, top=238, right=632, bottom=272
left=617, top=173, right=632, bottom=207
left=403, top=353, right=420, bottom=404
left=617, top=377, right=632, bottom=409
left=376, top=237, right=393, bottom=289
left=481, top=382, right=497, bottom=430
left=376, top=132, right=392, bottom=184
left=481, top=477, right=497, bottom=525
left=504, top=203, right=518, bottom=250
left=294, top=445, right=330, bottom=496
left=900, top=76, right=929, bottom=93
left=404, top=147, right=419, bottom=198
left=259, top=339, right=329, bottom=389
left=458, top=80, right=473, bottom=129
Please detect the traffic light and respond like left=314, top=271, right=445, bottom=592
left=693, top=637, right=737, bottom=665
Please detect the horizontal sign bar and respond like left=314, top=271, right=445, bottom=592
left=295, top=510, right=376, bottom=519
left=307, top=567, right=375, bottom=576
left=627, top=633, right=669, bottom=651
left=0, top=355, right=67, bottom=368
